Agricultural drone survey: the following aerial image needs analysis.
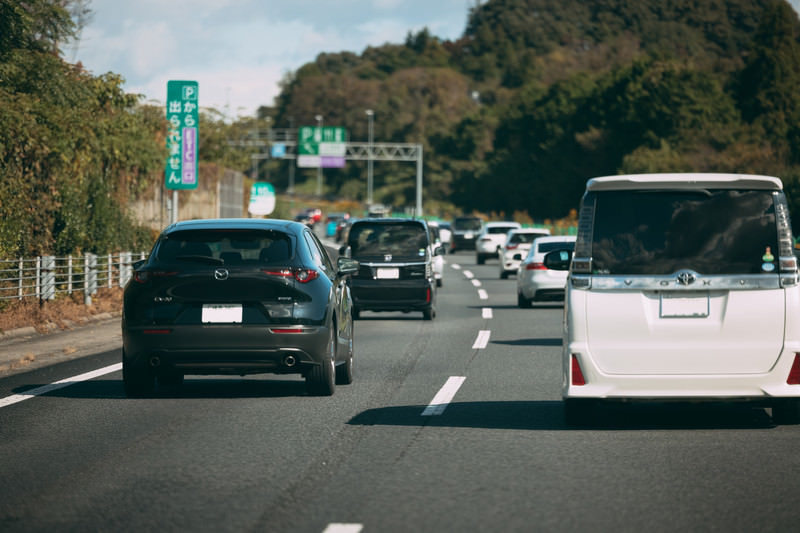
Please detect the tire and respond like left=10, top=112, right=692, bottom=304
left=436, top=278, right=443, bottom=287
left=423, top=306, right=436, bottom=320
left=564, top=398, right=595, bottom=427
left=352, top=308, right=361, bottom=320
left=123, top=357, right=156, bottom=398
left=307, top=326, right=336, bottom=396
left=500, top=270, right=509, bottom=279
left=158, top=371, right=184, bottom=388
left=476, top=254, right=485, bottom=265
left=517, top=291, right=532, bottom=308
left=335, top=318, right=354, bottom=385
left=772, top=399, right=800, bottom=424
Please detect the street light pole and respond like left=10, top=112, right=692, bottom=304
left=366, top=109, right=374, bottom=206
left=315, top=114, right=323, bottom=196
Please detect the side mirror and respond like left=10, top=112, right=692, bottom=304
left=337, top=257, right=359, bottom=276
left=543, top=249, right=572, bottom=271
left=133, top=259, right=146, bottom=269
left=433, top=245, right=445, bottom=256
left=338, top=245, right=351, bottom=258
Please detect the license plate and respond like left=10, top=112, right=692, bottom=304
left=660, top=294, right=709, bottom=318
left=376, top=267, right=400, bottom=280
left=202, top=304, right=243, bottom=323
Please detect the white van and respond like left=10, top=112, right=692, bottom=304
left=548, top=174, right=800, bottom=425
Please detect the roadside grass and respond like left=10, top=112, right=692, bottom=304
left=0, top=288, right=122, bottom=334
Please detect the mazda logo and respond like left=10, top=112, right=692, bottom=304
left=214, top=268, right=229, bottom=281
left=676, top=270, right=696, bottom=285
left=384, top=254, right=392, bottom=262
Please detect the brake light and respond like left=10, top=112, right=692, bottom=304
left=270, top=328, right=304, bottom=334
left=143, top=329, right=172, bottom=335
left=526, top=262, right=547, bottom=271
left=787, top=353, right=800, bottom=384
left=571, top=355, right=586, bottom=386
left=426, top=287, right=431, bottom=303
left=262, top=268, right=320, bottom=283
left=506, top=243, right=519, bottom=250
left=133, top=271, right=177, bottom=284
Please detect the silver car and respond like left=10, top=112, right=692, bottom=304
left=516, top=235, right=576, bottom=307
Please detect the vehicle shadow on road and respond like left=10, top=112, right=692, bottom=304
left=27, top=377, right=311, bottom=399
left=491, top=337, right=562, bottom=347
left=348, top=401, right=776, bottom=431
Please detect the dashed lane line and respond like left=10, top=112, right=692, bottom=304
left=421, top=376, right=467, bottom=416
left=0, top=363, right=122, bottom=409
left=472, top=330, right=491, bottom=349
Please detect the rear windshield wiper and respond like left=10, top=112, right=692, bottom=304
left=174, top=254, right=224, bottom=265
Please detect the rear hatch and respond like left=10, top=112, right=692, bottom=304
left=128, top=229, right=302, bottom=325
left=575, top=185, right=790, bottom=375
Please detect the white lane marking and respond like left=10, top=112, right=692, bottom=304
left=482, top=307, right=493, bottom=319
left=472, top=330, right=491, bottom=349
left=451, top=264, right=461, bottom=270
left=0, top=363, right=122, bottom=409
left=478, top=289, right=488, bottom=300
left=471, top=279, right=481, bottom=287
left=322, top=524, right=363, bottom=533
left=422, top=376, right=466, bottom=416
left=463, top=270, right=474, bottom=279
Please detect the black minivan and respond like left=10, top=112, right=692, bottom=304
left=342, top=218, right=442, bottom=320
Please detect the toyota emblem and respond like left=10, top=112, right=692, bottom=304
left=214, top=268, right=229, bottom=281
left=676, top=270, right=696, bottom=286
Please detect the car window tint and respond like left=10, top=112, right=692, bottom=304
left=538, top=241, right=576, bottom=253
left=349, top=223, right=428, bottom=257
left=590, top=190, right=778, bottom=275
left=453, top=218, right=482, bottom=231
left=156, top=229, right=292, bottom=264
left=304, top=231, right=333, bottom=272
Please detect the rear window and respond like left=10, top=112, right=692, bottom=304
left=589, top=189, right=778, bottom=275
left=453, top=217, right=482, bottom=231
left=155, top=229, right=292, bottom=264
left=487, top=226, right=516, bottom=234
left=538, top=241, right=576, bottom=253
left=348, top=222, right=429, bottom=258
left=510, top=232, right=549, bottom=244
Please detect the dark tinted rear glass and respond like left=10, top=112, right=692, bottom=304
left=155, top=229, right=292, bottom=264
left=539, top=241, right=576, bottom=253
left=590, top=189, right=778, bottom=275
left=510, top=232, right=549, bottom=244
left=488, top=226, right=516, bottom=234
left=453, top=217, right=482, bottom=231
left=348, top=222, right=428, bottom=258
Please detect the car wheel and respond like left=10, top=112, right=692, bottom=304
left=517, top=291, right=532, bottom=308
left=436, top=278, right=442, bottom=287
left=352, top=308, right=361, bottom=320
left=336, top=319, right=354, bottom=385
left=500, top=270, right=509, bottom=279
left=772, top=399, right=800, bottom=424
left=564, top=398, right=595, bottom=427
left=423, top=306, right=436, bottom=320
left=476, top=253, right=485, bottom=265
left=123, top=356, right=155, bottom=398
left=307, top=326, right=336, bottom=396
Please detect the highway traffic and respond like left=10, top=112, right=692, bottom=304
left=1, top=250, right=799, bottom=532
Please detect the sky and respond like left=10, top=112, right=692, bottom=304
left=71, top=0, right=474, bottom=118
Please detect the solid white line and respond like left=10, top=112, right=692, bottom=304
left=463, top=270, right=474, bottom=279
left=0, top=363, right=122, bottom=409
left=422, top=376, right=466, bottom=416
left=472, top=330, right=491, bottom=349
left=482, top=307, right=493, bottom=319
left=322, top=524, right=363, bottom=533
left=471, top=279, right=481, bottom=287
left=478, top=289, right=488, bottom=300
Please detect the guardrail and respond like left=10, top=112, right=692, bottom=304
left=0, top=252, right=147, bottom=305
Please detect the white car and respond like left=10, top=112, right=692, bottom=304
left=475, top=221, right=521, bottom=264
left=499, top=228, right=552, bottom=278
left=551, top=173, right=800, bottom=426
left=516, top=235, right=576, bottom=305
left=428, top=223, right=445, bottom=287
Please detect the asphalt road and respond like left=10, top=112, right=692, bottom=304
left=1, top=251, right=800, bottom=532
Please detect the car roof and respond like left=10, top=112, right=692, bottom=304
left=350, top=217, right=427, bottom=226
left=533, top=235, right=577, bottom=244
left=163, top=218, right=301, bottom=234
left=510, top=227, right=550, bottom=233
left=586, top=173, right=783, bottom=191
left=484, top=221, right=521, bottom=227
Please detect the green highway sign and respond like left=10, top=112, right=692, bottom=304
left=165, top=80, right=199, bottom=190
left=297, top=126, right=347, bottom=168
left=248, top=182, right=275, bottom=216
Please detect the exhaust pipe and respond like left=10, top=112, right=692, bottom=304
left=283, top=355, right=296, bottom=367
left=149, top=356, right=161, bottom=367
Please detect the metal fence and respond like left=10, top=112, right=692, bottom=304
left=0, top=252, right=147, bottom=305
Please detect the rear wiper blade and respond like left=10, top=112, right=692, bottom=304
left=175, top=254, right=224, bottom=265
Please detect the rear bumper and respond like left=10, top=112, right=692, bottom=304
left=350, top=279, right=433, bottom=312
left=563, top=343, right=800, bottom=401
left=123, top=324, right=329, bottom=374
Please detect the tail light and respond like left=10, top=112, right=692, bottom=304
left=525, top=262, right=547, bottom=271
left=263, top=268, right=320, bottom=283
left=425, top=287, right=431, bottom=303
left=506, top=243, right=519, bottom=250
left=571, top=355, right=586, bottom=386
left=787, top=353, right=800, bottom=384
left=133, top=270, right=177, bottom=284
